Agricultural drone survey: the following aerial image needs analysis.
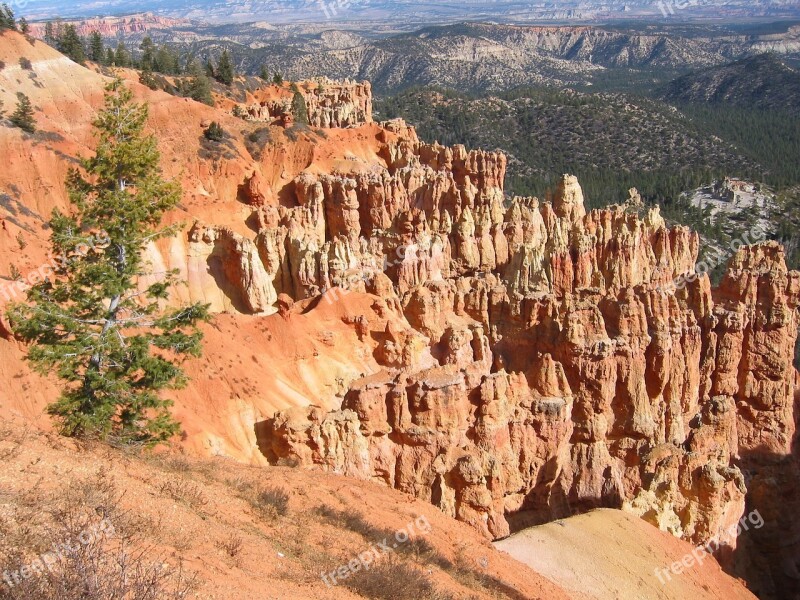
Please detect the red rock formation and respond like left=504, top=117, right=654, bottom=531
left=302, top=79, right=373, bottom=128
left=237, top=79, right=372, bottom=129
left=188, top=223, right=277, bottom=314
left=28, top=14, right=187, bottom=39
left=261, top=173, right=800, bottom=577
left=240, top=171, right=273, bottom=206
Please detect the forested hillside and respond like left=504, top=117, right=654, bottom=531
left=375, top=87, right=758, bottom=208
left=659, top=54, right=800, bottom=113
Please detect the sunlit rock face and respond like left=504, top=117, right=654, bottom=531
left=260, top=149, right=799, bottom=570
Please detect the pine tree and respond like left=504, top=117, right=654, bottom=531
left=185, top=61, right=214, bottom=106
left=114, top=42, right=130, bottom=68
left=272, top=72, right=283, bottom=86
left=154, top=46, right=169, bottom=73
left=8, top=79, right=209, bottom=445
left=154, top=46, right=180, bottom=75
left=105, top=47, right=115, bottom=67
left=139, top=67, right=159, bottom=90
left=215, top=50, right=235, bottom=85
left=89, top=31, right=104, bottom=63
left=18, top=17, right=28, bottom=34
left=204, top=121, right=225, bottom=142
left=0, top=4, right=15, bottom=31
left=10, top=92, right=35, bottom=133
left=259, top=65, right=270, bottom=81
left=139, top=35, right=154, bottom=71
left=44, top=22, right=55, bottom=45
left=58, top=24, right=86, bottom=64
left=291, top=90, right=308, bottom=126
left=53, top=20, right=64, bottom=44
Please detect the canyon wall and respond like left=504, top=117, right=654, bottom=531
left=153, top=68, right=800, bottom=592
left=237, top=111, right=800, bottom=594
left=303, top=79, right=373, bottom=128
left=258, top=164, right=799, bottom=548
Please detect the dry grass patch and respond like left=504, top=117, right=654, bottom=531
left=158, top=479, right=209, bottom=511
left=216, top=533, right=244, bottom=564
left=0, top=469, right=196, bottom=600
left=342, top=556, right=458, bottom=600
left=253, top=487, right=290, bottom=518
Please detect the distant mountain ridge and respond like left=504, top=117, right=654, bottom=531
left=213, top=21, right=800, bottom=92
left=25, top=18, right=800, bottom=96
left=27, top=13, right=190, bottom=38
left=658, top=53, right=800, bottom=113
left=19, top=0, right=800, bottom=23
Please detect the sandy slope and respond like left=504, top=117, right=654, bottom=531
left=0, top=418, right=569, bottom=600
left=495, top=509, right=756, bottom=600
left=0, top=418, right=758, bottom=599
